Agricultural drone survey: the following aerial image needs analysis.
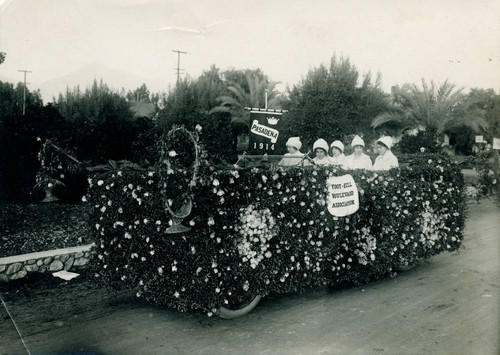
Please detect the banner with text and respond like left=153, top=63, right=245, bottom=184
left=249, top=111, right=283, bottom=154
left=327, top=174, right=359, bottom=217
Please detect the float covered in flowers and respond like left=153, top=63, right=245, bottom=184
left=85, top=129, right=466, bottom=317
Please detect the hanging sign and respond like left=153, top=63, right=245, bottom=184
left=475, top=135, right=484, bottom=143
left=248, top=110, right=283, bottom=154
left=327, top=174, right=359, bottom=217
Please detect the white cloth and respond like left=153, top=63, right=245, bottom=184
left=344, top=153, right=372, bottom=170
left=313, top=156, right=334, bottom=166
left=330, top=154, right=346, bottom=168
left=372, top=150, right=399, bottom=171
left=279, top=152, right=312, bottom=167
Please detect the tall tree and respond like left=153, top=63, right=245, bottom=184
left=157, top=67, right=236, bottom=163
left=55, top=80, right=138, bottom=162
left=210, top=69, right=284, bottom=131
left=280, top=55, right=389, bottom=153
left=0, top=81, right=54, bottom=201
left=371, top=80, right=488, bottom=140
left=126, top=83, right=151, bottom=103
left=467, top=88, right=500, bottom=142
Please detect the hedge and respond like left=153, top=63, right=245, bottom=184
left=85, top=153, right=466, bottom=316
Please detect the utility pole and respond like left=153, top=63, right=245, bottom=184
left=172, top=49, right=187, bottom=84
left=18, top=69, right=32, bottom=115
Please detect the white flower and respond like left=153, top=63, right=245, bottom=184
left=82, top=195, right=87, bottom=202
left=172, top=265, right=177, bottom=272
left=158, top=267, right=164, bottom=275
left=168, top=150, right=177, bottom=157
left=118, top=207, right=123, bottom=213
left=213, top=179, right=220, bottom=186
left=97, top=180, right=104, bottom=186
left=208, top=217, right=215, bottom=226
left=100, top=206, right=106, bottom=213
left=174, top=291, right=180, bottom=298
left=195, top=124, right=202, bottom=132
left=124, top=232, right=132, bottom=239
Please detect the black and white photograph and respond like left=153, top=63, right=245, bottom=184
left=1, top=0, right=499, bottom=354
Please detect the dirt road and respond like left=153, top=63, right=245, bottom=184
left=1, top=199, right=499, bottom=354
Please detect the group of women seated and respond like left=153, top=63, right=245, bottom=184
left=278, top=135, right=399, bottom=171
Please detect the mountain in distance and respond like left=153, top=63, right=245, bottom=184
left=37, top=62, right=170, bottom=103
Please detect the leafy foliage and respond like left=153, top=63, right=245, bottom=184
left=157, top=68, right=237, bottom=164
left=0, top=82, right=54, bottom=201
left=470, top=149, right=500, bottom=205
left=210, top=68, right=284, bottom=131
left=55, top=80, right=140, bottom=163
left=281, top=56, right=389, bottom=154
left=393, top=128, right=441, bottom=154
left=372, top=80, right=488, bottom=140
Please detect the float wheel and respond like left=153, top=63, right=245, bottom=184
left=217, top=295, right=263, bottom=319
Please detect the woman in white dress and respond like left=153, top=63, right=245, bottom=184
left=312, top=139, right=333, bottom=166
left=344, top=135, right=372, bottom=170
left=278, top=137, right=312, bottom=167
left=372, top=136, right=399, bottom=171
left=330, top=140, right=346, bottom=168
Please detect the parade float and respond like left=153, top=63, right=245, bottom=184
left=84, top=120, right=466, bottom=319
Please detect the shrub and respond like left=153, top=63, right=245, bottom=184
left=470, top=149, right=500, bottom=204
left=394, top=129, right=440, bottom=154
left=85, top=153, right=465, bottom=316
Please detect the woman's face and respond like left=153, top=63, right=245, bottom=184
left=331, top=147, right=341, bottom=157
left=287, top=145, right=298, bottom=154
left=354, top=146, right=364, bottom=155
left=315, top=148, right=326, bottom=159
left=376, top=144, right=388, bottom=155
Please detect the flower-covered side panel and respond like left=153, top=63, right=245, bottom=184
left=85, top=153, right=465, bottom=315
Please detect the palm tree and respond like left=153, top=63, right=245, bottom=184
left=371, top=80, right=488, bottom=140
left=210, top=72, right=284, bottom=131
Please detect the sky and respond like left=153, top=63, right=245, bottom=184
left=0, top=0, right=499, bottom=102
